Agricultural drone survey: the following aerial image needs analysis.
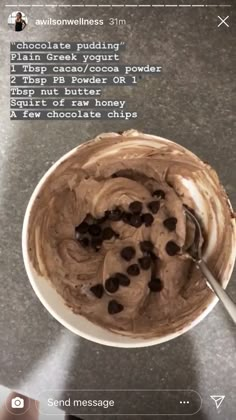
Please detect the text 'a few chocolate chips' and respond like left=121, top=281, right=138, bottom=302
left=90, top=284, right=104, bottom=298
left=108, top=300, right=124, bottom=315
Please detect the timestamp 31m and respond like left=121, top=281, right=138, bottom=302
left=109, top=18, right=127, bottom=26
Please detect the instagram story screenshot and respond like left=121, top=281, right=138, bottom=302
left=0, top=1, right=235, bottom=419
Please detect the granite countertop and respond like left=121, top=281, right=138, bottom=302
left=0, top=2, right=235, bottom=419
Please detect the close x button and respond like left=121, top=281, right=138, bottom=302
left=218, top=16, right=230, bottom=28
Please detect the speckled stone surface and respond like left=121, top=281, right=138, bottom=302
left=0, top=2, right=235, bottom=420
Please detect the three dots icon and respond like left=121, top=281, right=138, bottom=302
left=180, top=401, right=190, bottom=404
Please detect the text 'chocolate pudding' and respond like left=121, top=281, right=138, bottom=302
left=27, top=130, right=235, bottom=338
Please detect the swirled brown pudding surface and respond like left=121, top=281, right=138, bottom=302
left=28, top=131, right=235, bottom=338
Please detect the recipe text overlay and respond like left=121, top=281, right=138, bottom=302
left=10, top=42, right=162, bottom=120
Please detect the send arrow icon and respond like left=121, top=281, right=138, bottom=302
left=210, top=395, right=225, bottom=409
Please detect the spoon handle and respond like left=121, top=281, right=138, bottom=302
left=197, top=260, right=236, bottom=324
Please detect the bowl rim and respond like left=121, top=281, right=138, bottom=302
left=22, top=133, right=236, bottom=348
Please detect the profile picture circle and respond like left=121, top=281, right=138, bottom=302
left=8, top=11, right=28, bottom=32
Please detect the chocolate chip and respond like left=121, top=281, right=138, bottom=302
left=109, top=207, right=122, bottom=221
left=122, top=212, right=132, bottom=224
left=108, top=300, right=124, bottom=314
left=165, top=241, right=181, bottom=256
left=138, top=256, right=151, bottom=270
left=129, top=201, right=143, bottom=214
left=75, top=221, right=89, bottom=234
left=90, top=284, right=104, bottom=298
left=142, top=213, right=154, bottom=227
left=147, top=201, right=160, bottom=214
left=91, top=237, right=102, bottom=251
left=140, top=241, right=154, bottom=253
left=130, top=214, right=142, bottom=228
left=115, top=272, right=130, bottom=287
left=150, top=251, right=158, bottom=261
left=148, top=278, right=163, bottom=292
left=120, top=246, right=136, bottom=261
left=152, top=189, right=165, bottom=199
left=88, top=224, right=102, bottom=236
left=102, top=227, right=115, bottom=240
left=96, top=214, right=107, bottom=224
left=127, top=264, right=140, bottom=276
left=163, top=217, right=177, bottom=232
left=78, top=237, right=90, bottom=247
left=105, top=210, right=111, bottom=218
left=105, top=277, right=119, bottom=293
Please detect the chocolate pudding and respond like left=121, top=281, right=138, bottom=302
left=27, top=130, right=235, bottom=338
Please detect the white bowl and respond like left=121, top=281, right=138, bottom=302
left=22, top=133, right=236, bottom=348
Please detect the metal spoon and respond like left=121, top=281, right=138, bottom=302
left=184, top=207, right=236, bottom=324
